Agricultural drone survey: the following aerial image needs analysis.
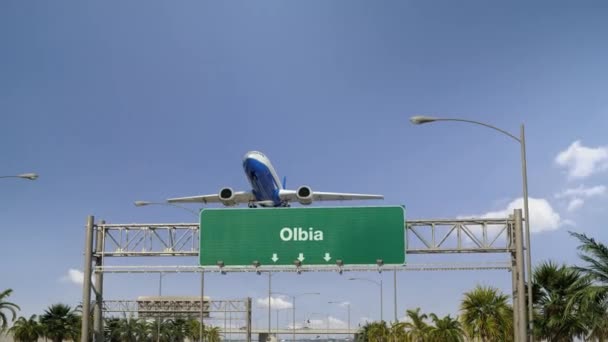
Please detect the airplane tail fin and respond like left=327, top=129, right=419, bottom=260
left=282, top=176, right=287, bottom=189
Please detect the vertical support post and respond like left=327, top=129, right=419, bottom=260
left=158, top=273, right=163, bottom=342
left=347, top=303, right=351, bottom=338
left=224, top=301, right=227, bottom=341
left=268, top=272, right=272, bottom=341
left=200, top=271, right=205, bottom=342
left=292, top=296, right=296, bottom=342
left=515, top=209, right=527, bottom=342
left=393, top=268, right=397, bottom=323
left=511, top=217, right=519, bottom=342
left=81, top=216, right=95, bottom=342
left=520, top=124, right=534, bottom=341
left=380, top=278, right=384, bottom=322
left=246, top=297, right=252, bottom=342
left=326, top=313, right=329, bottom=341
left=93, top=220, right=104, bottom=341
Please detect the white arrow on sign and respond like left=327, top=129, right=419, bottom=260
left=323, top=253, right=331, bottom=262
left=297, top=253, right=305, bottom=262
left=271, top=253, right=279, bottom=263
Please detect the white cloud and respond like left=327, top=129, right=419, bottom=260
left=328, top=316, right=347, bottom=329
left=462, top=197, right=561, bottom=233
left=256, top=296, right=293, bottom=310
left=61, top=269, right=84, bottom=285
left=556, top=185, right=607, bottom=198
left=555, top=185, right=606, bottom=212
left=567, top=198, right=584, bottom=212
left=555, top=141, right=608, bottom=179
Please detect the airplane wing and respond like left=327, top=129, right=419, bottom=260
left=278, top=189, right=383, bottom=203
left=311, top=191, right=384, bottom=201
left=167, top=191, right=255, bottom=204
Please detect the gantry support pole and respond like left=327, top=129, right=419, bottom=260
left=200, top=271, right=205, bottom=342
left=93, top=220, right=105, bottom=341
left=511, top=215, right=519, bottom=342
left=81, top=216, right=95, bottom=342
left=247, top=297, right=252, bottom=342
left=514, top=209, right=527, bottom=341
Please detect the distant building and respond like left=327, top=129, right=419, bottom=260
left=136, top=296, right=210, bottom=318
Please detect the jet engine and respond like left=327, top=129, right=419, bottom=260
left=296, top=186, right=313, bottom=205
left=218, top=187, right=236, bottom=206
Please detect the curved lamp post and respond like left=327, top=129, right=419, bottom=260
left=410, top=115, right=533, bottom=339
left=0, top=173, right=38, bottom=180
left=273, top=291, right=320, bottom=341
left=349, top=277, right=383, bottom=322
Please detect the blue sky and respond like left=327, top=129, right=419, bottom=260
left=2, top=0, right=608, bottom=333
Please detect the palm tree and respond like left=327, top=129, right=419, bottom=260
left=164, top=318, right=187, bottom=342
left=388, top=321, right=408, bottom=342
left=9, top=315, right=43, bottom=342
left=570, top=232, right=608, bottom=285
left=533, top=261, right=590, bottom=341
left=0, top=289, right=20, bottom=331
left=365, top=321, right=389, bottom=342
left=105, top=317, right=122, bottom=342
left=427, top=314, right=465, bottom=342
left=186, top=318, right=202, bottom=341
left=403, top=308, right=430, bottom=341
left=356, top=322, right=372, bottom=342
left=116, top=315, right=147, bottom=342
left=39, top=304, right=79, bottom=342
left=205, top=326, right=221, bottom=342
left=569, top=231, right=608, bottom=340
left=460, top=285, right=512, bottom=341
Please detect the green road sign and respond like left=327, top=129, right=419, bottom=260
left=199, top=206, right=406, bottom=267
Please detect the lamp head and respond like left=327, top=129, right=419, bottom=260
left=18, top=173, right=38, bottom=180
left=409, top=115, right=438, bottom=125
left=134, top=201, right=151, bottom=207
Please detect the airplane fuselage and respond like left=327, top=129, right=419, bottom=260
left=242, top=151, right=284, bottom=207
left=166, top=151, right=383, bottom=207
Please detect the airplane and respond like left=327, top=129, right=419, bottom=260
left=167, top=151, right=383, bottom=208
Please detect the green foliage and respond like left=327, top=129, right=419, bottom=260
left=0, top=289, right=20, bottom=332
left=427, top=314, right=465, bottom=342
left=533, top=261, right=591, bottom=341
left=570, top=231, right=608, bottom=285
left=39, top=304, right=80, bottom=342
left=357, top=310, right=466, bottom=342
left=403, top=308, right=430, bottom=341
left=8, top=315, right=43, bottom=342
left=459, top=285, right=512, bottom=341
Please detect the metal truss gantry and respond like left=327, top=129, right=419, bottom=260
left=94, top=217, right=515, bottom=272
left=81, top=211, right=528, bottom=341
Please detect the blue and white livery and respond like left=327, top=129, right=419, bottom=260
left=167, top=151, right=383, bottom=207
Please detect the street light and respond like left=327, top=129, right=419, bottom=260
left=134, top=200, right=204, bottom=341
left=0, top=173, right=38, bottom=180
left=410, top=115, right=533, bottom=338
left=328, top=301, right=350, bottom=335
left=273, top=291, right=320, bottom=341
left=349, top=277, right=383, bottom=322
